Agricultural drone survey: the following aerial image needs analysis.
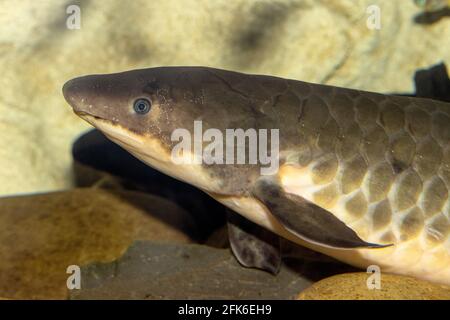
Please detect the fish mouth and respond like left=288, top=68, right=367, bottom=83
left=71, top=107, right=175, bottom=171
left=73, top=111, right=151, bottom=156
left=74, top=110, right=104, bottom=121
left=74, top=111, right=116, bottom=129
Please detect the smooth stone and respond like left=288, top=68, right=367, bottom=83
left=204, top=225, right=230, bottom=248
left=297, top=272, right=450, bottom=300
left=70, top=241, right=352, bottom=300
left=0, top=189, right=196, bottom=299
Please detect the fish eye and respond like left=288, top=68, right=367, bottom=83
left=133, top=98, right=151, bottom=114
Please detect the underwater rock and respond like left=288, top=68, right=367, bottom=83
left=205, top=225, right=230, bottom=248
left=0, top=189, right=196, bottom=299
left=70, top=241, right=352, bottom=300
left=297, top=272, right=450, bottom=300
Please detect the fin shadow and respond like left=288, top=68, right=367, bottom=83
left=391, top=62, right=450, bottom=103
left=283, top=257, right=359, bottom=283
left=414, top=7, right=450, bottom=25
left=72, top=129, right=227, bottom=241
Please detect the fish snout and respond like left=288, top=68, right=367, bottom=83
left=62, top=77, right=87, bottom=113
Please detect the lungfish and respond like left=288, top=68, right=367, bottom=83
left=63, top=67, right=450, bottom=284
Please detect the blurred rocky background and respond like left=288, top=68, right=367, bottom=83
left=0, top=0, right=450, bottom=299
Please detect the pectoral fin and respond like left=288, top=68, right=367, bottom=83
left=227, top=210, right=281, bottom=274
left=252, top=178, right=391, bottom=249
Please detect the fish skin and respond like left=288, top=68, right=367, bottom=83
left=63, top=66, right=450, bottom=284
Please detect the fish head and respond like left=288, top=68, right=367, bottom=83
left=63, top=67, right=271, bottom=193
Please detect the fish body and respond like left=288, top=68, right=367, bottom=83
left=63, top=67, right=450, bottom=284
